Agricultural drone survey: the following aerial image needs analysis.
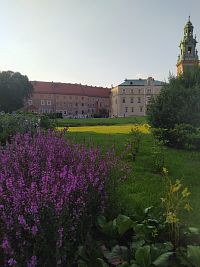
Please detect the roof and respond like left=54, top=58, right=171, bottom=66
left=31, top=81, right=110, bottom=98
left=119, top=78, right=165, bottom=86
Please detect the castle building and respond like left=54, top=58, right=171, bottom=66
left=110, top=77, right=164, bottom=117
left=177, top=17, right=200, bottom=75
left=25, top=81, right=110, bottom=118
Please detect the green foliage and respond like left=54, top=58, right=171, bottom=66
left=0, top=71, right=33, bottom=112
left=76, top=208, right=175, bottom=267
left=126, top=126, right=143, bottom=161
left=148, top=67, right=200, bottom=129
left=153, top=124, right=200, bottom=150
left=93, top=108, right=109, bottom=118
left=161, top=168, right=192, bottom=246
left=151, top=138, right=165, bottom=174
left=0, top=113, right=55, bottom=144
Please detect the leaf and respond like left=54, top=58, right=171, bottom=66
left=116, top=214, right=134, bottom=235
left=103, top=245, right=128, bottom=265
left=78, top=246, right=88, bottom=261
left=144, top=206, right=153, bottom=216
left=135, top=245, right=151, bottom=267
left=96, top=258, right=109, bottom=267
left=187, top=245, right=200, bottom=267
left=78, top=259, right=88, bottom=267
left=97, top=215, right=107, bottom=228
left=131, top=239, right=145, bottom=254
left=153, top=252, right=173, bottom=266
left=118, top=262, right=130, bottom=267
left=188, top=227, right=200, bottom=235
left=100, top=220, right=117, bottom=236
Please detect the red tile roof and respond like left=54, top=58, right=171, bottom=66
left=31, top=81, right=110, bottom=98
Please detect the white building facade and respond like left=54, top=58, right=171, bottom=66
left=110, top=77, right=164, bottom=117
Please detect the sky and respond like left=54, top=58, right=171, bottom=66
left=0, top=0, right=200, bottom=87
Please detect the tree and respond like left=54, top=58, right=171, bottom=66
left=147, top=67, right=200, bottom=129
left=0, top=71, right=33, bottom=112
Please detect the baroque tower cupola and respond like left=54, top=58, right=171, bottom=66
left=177, top=16, right=200, bottom=75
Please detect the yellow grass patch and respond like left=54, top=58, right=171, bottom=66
left=57, top=124, right=150, bottom=134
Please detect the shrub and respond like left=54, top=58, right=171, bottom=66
left=147, top=68, right=200, bottom=130
left=0, top=130, right=118, bottom=266
left=126, top=126, right=143, bottom=161
left=0, top=113, right=55, bottom=144
left=153, top=124, right=200, bottom=150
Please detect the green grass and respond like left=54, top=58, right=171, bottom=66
left=55, top=116, right=146, bottom=127
left=63, top=124, right=200, bottom=228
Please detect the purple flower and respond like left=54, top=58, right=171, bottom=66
left=31, top=225, right=38, bottom=236
left=0, top=130, right=121, bottom=265
left=27, top=255, right=37, bottom=267
left=2, top=239, right=9, bottom=250
left=8, top=258, right=17, bottom=266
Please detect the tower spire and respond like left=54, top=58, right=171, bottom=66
left=176, top=17, right=199, bottom=75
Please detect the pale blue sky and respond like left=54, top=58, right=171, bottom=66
left=0, top=0, right=200, bottom=87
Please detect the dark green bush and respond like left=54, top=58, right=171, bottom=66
left=153, top=124, right=200, bottom=150
left=148, top=68, right=200, bottom=130
left=0, top=113, right=55, bottom=144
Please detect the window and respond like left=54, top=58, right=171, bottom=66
left=130, top=81, right=133, bottom=85
left=131, top=89, right=133, bottom=94
left=132, top=107, right=134, bottom=112
left=188, top=47, right=192, bottom=54
left=130, top=97, right=134, bottom=103
left=147, top=89, right=151, bottom=94
left=82, top=103, right=84, bottom=106
left=138, top=89, right=141, bottom=94
left=138, top=97, right=141, bottom=103
left=28, top=100, right=32, bottom=105
left=75, top=103, right=78, bottom=106
left=122, top=89, right=125, bottom=94
left=82, top=110, right=84, bottom=114
left=122, top=98, right=126, bottom=103
left=47, top=100, right=51, bottom=105
left=41, top=100, right=45, bottom=105
left=140, top=106, right=143, bottom=112
left=125, top=107, right=128, bottom=112
left=146, top=96, right=151, bottom=104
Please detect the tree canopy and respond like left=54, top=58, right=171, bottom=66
left=147, top=67, right=200, bottom=129
left=0, top=71, right=33, bottom=112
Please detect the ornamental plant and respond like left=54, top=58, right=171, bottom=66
left=0, top=130, right=118, bottom=266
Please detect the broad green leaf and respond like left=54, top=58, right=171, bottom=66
left=116, top=214, right=134, bottom=235
left=101, top=220, right=117, bottom=236
left=131, top=239, right=145, bottom=254
left=144, top=206, right=153, bottom=216
left=118, top=262, right=130, bottom=267
left=97, top=215, right=107, bottom=228
left=187, top=245, right=200, bottom=267
left=78, top=259, right=88, bottom=267
left=78, top=246, right=88, bottom=261
left=153, top=252, right=173, bottom=266
left=188, top=227, right=200, bottom=235
left=96, top=258, right=109, bottom=267
left=135, top=245, right=151, bottom=267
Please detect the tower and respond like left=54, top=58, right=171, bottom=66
left=176, top=17, right=199, bottom=76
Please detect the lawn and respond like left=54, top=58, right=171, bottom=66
left=58, top=119, right=200, bottom=228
